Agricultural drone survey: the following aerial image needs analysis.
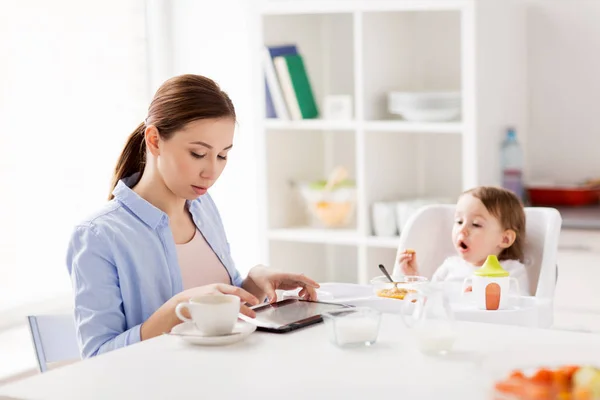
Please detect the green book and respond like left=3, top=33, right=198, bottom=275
left=281, top=54, right=319, bottom=119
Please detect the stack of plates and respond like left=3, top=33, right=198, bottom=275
left=387, top=91, right=461, bottom=122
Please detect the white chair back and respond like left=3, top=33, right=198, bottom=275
left=27, top=314, right=80, bottom=373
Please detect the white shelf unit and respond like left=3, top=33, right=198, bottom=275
left=256, top=0, right=527, bottom=284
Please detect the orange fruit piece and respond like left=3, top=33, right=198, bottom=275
left=559, top=365, right=579, bottom=381
left=510, top=370, right=526, bottom=380
left=531, top=368, right=554, bottom=385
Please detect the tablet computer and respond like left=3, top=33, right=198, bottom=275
left=251, top=299, right=352, bottom=333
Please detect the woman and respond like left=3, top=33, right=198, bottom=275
left=67, top=74, right=319, bottom=358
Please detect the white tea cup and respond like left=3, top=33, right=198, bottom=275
left=175, top=294, right=240, bottom=336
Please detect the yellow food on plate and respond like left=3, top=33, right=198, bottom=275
left=376, top=287, right=416, bottom=300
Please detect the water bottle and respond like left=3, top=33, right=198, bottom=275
left=501, top=127, right=524, bottom=200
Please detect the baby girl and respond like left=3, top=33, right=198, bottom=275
left=395, top=186, right=530, bottom=294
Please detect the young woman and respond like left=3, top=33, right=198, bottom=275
left=67, top=74, right=319, bottom=358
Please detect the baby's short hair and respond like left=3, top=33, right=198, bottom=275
left=462, top=186, right=526, bottom=262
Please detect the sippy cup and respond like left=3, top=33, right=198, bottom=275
left=462, top=255, right=520, bottom=310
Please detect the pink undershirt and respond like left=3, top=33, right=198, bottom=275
left=176, top=229, right=231, bottom=290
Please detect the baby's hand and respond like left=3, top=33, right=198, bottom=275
left=397, top=249, right=419, bottom=276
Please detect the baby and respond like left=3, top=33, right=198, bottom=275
left=396, top=186, right=530, bottom=294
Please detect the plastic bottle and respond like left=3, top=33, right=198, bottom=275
left=501, top=127, right=524, bottom=200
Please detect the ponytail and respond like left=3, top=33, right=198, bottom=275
left=108, top=122, right=146, bottom=200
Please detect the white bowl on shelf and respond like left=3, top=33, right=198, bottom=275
left=387, top=91, right=461, bottom=122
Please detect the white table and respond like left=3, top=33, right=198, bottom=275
left=2, top=314, right=600, bottom=400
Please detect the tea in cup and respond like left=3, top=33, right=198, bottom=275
left=175, top=294, right=240, bottom=336
left=462, top=255, right=520, bottom=311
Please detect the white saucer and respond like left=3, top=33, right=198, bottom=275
left=170, top=321, right=256, bottom=346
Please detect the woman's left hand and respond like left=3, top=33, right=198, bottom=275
left=245, top=265, right=320, bottom=303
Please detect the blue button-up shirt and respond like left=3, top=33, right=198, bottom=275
left=66, top=175, right=243, bottom=358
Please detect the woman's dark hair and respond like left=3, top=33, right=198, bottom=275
left=108, top=74, right=235, bottom=199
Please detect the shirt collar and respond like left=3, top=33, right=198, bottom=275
left=112, top=174, right=167, bottom=230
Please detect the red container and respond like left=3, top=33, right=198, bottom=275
left=527, top=186, right=600, bottom=207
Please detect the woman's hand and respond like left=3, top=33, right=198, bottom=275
left=176, top=283, right=260, bottom=318
left=142, top=283, right=260, bottom=341
left=397, top=249, right=419, bottom=276
left=244, top=265, right=320, bottom=303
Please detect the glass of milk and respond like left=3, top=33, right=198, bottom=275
left=322, top=307, right=382, bottom=348
left=400, top=283, right=458, bottom=356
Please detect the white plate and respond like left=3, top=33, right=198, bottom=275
left=281, top=288, right=334, bottom=301
left=316, top=283, right=374, bottom=300
left=170, top=321, right=256, bottom=346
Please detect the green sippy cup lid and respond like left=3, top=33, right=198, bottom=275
left=474, top=255, right=509, bottom=277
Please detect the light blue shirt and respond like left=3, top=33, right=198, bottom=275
left=66, top=175, right=243, bottom=358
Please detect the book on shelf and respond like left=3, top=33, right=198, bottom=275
left=262, top=44, right=298, bottom=120
left=273, top=53, right=319, bottom=120
left=264, top=76, right=276, bottom=119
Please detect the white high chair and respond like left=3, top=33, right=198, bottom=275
left=391, top=204, right=562, bottom=327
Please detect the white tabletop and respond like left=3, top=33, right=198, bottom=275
left=2, top=314, right=600, bottom=400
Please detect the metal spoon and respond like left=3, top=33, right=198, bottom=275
left=378, top=264, right=398, bottom=288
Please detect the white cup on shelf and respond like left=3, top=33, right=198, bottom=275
left=395, top=201, right=419, bottom=233
left=371, top=202, right=398, bottom=236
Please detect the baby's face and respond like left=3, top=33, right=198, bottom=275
left=452, top=194, right=507, bottom=266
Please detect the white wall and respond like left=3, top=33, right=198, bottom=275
left=170, top=0, right=265, bottom=274
left=527, top=0, right=600, bottom=184
left=0, top=0, right=148, bottom=313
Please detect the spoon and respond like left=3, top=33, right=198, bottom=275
left=323, top=166, right=348, bottom=192
left=378, top=264, right=398, bottom=288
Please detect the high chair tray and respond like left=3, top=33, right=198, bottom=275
left=314, top=283, right=553, bottom=328
left=450, top=296, right=553, bottom=328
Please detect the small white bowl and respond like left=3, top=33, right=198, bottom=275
left=322, top=307, right=382, bottom=348
left=387, top=91, right=461, bottom=122
left=370, top=275, right=429, bottom=299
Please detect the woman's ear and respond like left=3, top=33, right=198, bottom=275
left=145, top=125, right=160, bottom=156
left=500, top=229, right=516, bottom=249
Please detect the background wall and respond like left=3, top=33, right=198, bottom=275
left=169, top=0, right=265, bottom=274
left=0, top=0, right=148, bottom=317
left=526, top=0, right=600, bottom=184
